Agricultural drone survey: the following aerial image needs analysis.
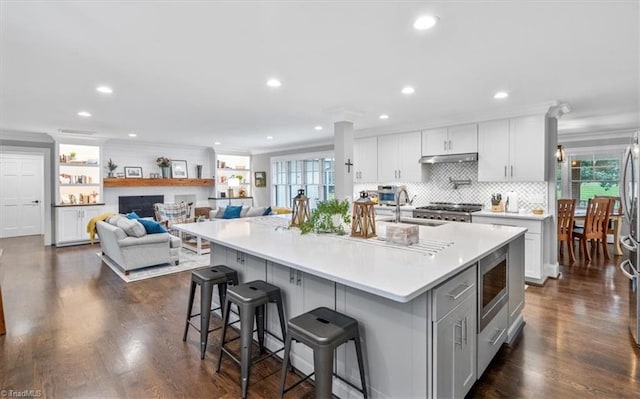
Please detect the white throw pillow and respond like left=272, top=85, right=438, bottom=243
left=240, top=206, right=250, bottom=218
left=116, top=218, right=146, bottom=238
left=214, top=207, right=226, bottom=218
left=246, top=207, right=267, bottom=217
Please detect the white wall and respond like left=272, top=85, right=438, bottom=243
left=102, top=140, right=214, bottom=212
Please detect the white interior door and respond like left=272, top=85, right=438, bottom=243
left=0, top=153, right=44, bottom=237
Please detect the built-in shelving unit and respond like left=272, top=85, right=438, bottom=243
left=104, top=178, right=214, bottom=187
left=215, top=154, right=251, bottom=199
left=57, top=143, right=102, bottom=205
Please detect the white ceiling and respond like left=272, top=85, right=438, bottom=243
left=1, top=1, right=639, bottom=153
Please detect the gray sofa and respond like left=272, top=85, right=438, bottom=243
left=96, top=217, right=181, bottom=274
left=209, top=205, right=273, bottom=219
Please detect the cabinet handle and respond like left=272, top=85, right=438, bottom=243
left=510, top=165, right=513, bottom=177
left=398, top=170, right=401, bottom=179
left=447, top=283, right=473, bottom=300
left=455, top=321, right=463, bottom=347
left=444, top=140, right=447, bottom=151
left=463, top=316, right=468, bottom=346
left=489, top=328, right=506, bottom=346
left=296, top=270, right=302, bottom=285
left=448, top=140, right=452, bottom=150
left=504, top=166, right=507, bottom=178
left=236, top=251, right=241, bottom=263
left=289, top=268, right=295, bottom=284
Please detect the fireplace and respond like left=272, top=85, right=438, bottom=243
left=118, top=195, right=164, bottom=218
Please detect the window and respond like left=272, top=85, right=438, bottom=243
left=569, top=153, right=620, bottom=207
left=271, top=153, right=334, bottom=208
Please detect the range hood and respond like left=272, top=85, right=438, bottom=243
left=419, top=152, right=478, bottom=164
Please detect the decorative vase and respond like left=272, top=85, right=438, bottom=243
left=161, top=166, right=170, bottom=178
left=196, top=165, right=203, bottom=179
left=107, top=172, right=114, bottom=178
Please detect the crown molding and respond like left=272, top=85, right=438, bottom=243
left=0, top=130, right=53, bottom=143
left=558, top=128, right=636, bottom=143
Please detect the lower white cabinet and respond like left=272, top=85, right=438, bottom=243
left=265, top=261, right=335, bottom=376
left=433, top=294, right=476, bottom=399
left=431, top=265, right=477, bottom=399
left=55, top=205, right=104, bottom=246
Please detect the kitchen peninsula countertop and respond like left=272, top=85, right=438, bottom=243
left=174, top=216, right=526, bottom=303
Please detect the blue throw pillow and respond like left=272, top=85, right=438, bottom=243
left=262, top=206, right=272, bottom=216
left=126, top=212, right=140, bottom=220
left=223, top=205, right=243, bottom=219
left=137, top=218, right=167, bottom=234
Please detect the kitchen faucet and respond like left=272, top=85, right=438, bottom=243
left=395, top=186, right=409, bottom=223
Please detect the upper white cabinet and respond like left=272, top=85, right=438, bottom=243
left=377, top=132, right=422, bottom=182
left=422, top=123, right=478, bottom=156
left=353, top=137, right=378, bottom=182
left=478, top=115, right=546, bottom=181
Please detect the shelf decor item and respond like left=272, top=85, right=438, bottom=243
left=156, top=156, right=171, bottom=178
left=196, top=164, right=203, bottom=179
left=124, top=166, right=143, bottom=178
left=171, top=160, right=188, bottom=179
left=351, top=192, right=376, bottom=239
left=107, top=158, right=117, bottom=178
left=291, top=189, right=310, bottom=228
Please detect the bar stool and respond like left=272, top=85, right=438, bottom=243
left=216, top=280, right=287, bottom=399
left=279, top=307, right=368, bottom=399
left=182, top=265, right=239, bottom=359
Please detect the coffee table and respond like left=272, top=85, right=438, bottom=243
left=173, top=223, right=211, bottom=255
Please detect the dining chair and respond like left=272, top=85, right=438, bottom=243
left=557, top=198, right=577, bottom=263
left=573, top=197, right=612, bottom=262
left=594, top=195, right=622, bottom=235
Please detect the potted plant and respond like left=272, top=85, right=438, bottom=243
left=156, top=156, right=172, bottom=178
left=106, top=158, right=117, bottom=178
left=299, top=198, right=351, bottom=235
left=69, top=151, right=76, bottom=160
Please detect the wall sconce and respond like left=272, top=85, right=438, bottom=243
left=556, top=145, right=566, bottom=163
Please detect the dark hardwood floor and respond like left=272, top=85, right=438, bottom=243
left=0, top=235, right=639, bottom=398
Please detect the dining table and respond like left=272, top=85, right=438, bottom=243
left=573, top=208, right=624, bottom=256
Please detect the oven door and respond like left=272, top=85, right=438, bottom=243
left=478, top=246, right=509, bottom=332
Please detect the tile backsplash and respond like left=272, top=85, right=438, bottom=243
left=354, top=162, right=548, bottom=212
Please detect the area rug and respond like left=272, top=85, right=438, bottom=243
left=97, top=248, right=209, bottom=283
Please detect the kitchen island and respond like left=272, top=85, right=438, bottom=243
left=174, top=216, right=526, bottom=398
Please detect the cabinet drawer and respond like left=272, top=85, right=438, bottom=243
left=433, top=265, right=477, bottom=321
left=477, top=304, right=508, bottom=377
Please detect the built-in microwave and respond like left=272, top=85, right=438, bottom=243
left=378, top=185, right=406, bottom=205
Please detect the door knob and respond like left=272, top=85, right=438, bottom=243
left=32, top=200, right=40, bottom=204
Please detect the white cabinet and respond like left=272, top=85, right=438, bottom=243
left=353, top=137, right=378, bottom=182
left=432, top=264, right=477, bottom=399
left=507, top=235, right=525, bottom=344
left=473, top=215, right=548, bottom=284
left=377, top=132, right=422, bottom=182
left=422, top=123, right=478, bottom=156
left=265, top=261, right=335, bottom=376
left=55, top=205, right=104, bottom=246
left=478, top=115, right=546, bottom=181
left=434, top=294, right=476, bottom=399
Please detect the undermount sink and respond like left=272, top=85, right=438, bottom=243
left=377, top=217, right=446, bottom=227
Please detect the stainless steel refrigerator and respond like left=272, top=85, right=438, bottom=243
left=619, top=130, right=640, bottom=347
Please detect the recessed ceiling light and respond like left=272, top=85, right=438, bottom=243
left=128, top=133, right=137, bottom=137
left=379, top=114, right=389, bottom=120
left=493, top=91, right=509, bottom=99
left=413, top=15, right=439, bottom=30
left=96, top=86, right=113, bottom=94
left=266, top=136, right=274, bottom=140
left=314, top=126, right=323, bottom=131
left=266, top=79, right=281, bottom=88
left=77, top=111, right=91, bottom=117
left=401, top=86, right=415, bottom=95
left=214, top=141, right=221, bottom=145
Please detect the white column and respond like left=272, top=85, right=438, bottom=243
left=334, top=121, right=354, bottom=202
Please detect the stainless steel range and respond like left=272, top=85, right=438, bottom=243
left=413, top=202, right=483, bottom=223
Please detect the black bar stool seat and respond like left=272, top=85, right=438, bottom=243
left=182, top=265, right=239, bottom=359
left=279, top=307, right=368, bottom=399
left=216, top=280, right=288, bottom=399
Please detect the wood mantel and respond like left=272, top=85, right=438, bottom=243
left=104, top=178, right=214, bottom=187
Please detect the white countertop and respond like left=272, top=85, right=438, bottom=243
left=174, top=217, right=526, bottom=303
left=474, top=210, right=552, bottom=221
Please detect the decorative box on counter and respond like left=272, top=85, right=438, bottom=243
left=386, top=223, right=419, bottom=246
